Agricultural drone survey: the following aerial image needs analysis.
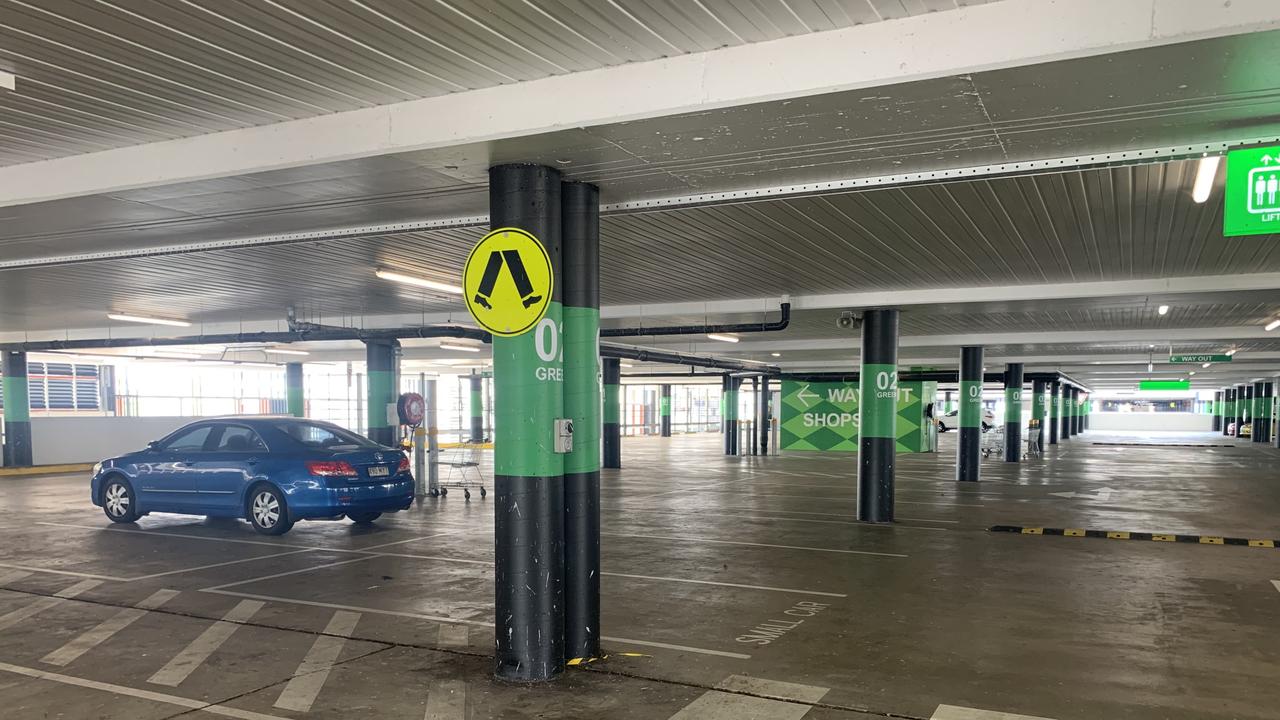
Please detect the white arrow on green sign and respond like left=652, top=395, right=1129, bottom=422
left=1168, top=354, right=1232, bottom=363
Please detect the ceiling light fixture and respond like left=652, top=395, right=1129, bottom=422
left=706, top=333, right=739, bottom=343
left=1157, top=305, right=1169, bottom=315
left=771, top=352, right=781, bottom=357
left=264, top=347, right=309, bottom=356
left=1192, top=155, right=1221, bottom=203
left=1226, top=349, right=1238, bottom=356
left=107, top=313, right=191, bottom=327
left=1266, top=319, right=1280, bottom=332
left=439, top=342, right=480, bottom=353
left=620, top=363, right=633, bottom=368
left=375, top=268, right=463, bottom=294
left=1202, top=362, right=1211, bottom=368
left=1148, top=362, right=1154, bottom=372
left=0, top=70, right=13, bottom=92
left=1189, top=371, right=1196, bottom=376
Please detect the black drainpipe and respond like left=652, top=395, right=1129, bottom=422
left=601, top=302, right=789, bottom=338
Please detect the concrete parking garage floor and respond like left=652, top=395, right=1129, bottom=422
left=1, top=433, right=1278, bottom=720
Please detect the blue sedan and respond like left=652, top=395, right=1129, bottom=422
left=91, top=417, right=415, bottom=535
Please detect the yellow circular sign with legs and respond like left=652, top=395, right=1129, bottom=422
left=463, top=227, right=554, bottom=337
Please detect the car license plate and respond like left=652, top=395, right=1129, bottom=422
left=367, top=466, right=390, bottom=477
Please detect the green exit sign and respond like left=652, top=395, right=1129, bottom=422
left=1140, top=380, right=1191, bottom=391
left=1224, top=145, right=1280, bottom=237
left=1169, top=354, right=1232, bottom=363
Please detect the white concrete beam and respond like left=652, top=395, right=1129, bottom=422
left=3, top=0, right=1278, bottom=207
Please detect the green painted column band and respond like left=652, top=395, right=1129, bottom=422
left=1004, top=387, right=1022, bottom=424
left=959, top=380, right=982, bottom=428
left=725, top=390, right=738, bottom=421
left=366, top=370, right=395, bottom=431
left=1051, top=392, right=1060, bottom=419
left=495, top=302, right=565, bottom=477
left=562, top=306, right=600, bottom=475
left=2, top=376, right=30, bottom=423
left=603, top=384, right=620, bottom=424
left=286, top=387, right=304, bottom=418
left=1032, top=390, right=1045, bottom=421
left=858, top=363, right=898, bottom=439
left=659, top=397, right=671, bottom=416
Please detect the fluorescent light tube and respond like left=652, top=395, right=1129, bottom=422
left=107, top=313, right=191, bottom=327
left=440, top=342, right=480, bottom=353
left=1192, top=155, right=1220, bottom=203
left=706, top=333, right=739, bottom=343
left=376, top=268, right=462, bottom=294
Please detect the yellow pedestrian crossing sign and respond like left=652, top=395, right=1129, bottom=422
left=463, top=227, right=553, bottom=337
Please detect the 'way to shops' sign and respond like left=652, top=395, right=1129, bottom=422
left=1224, top=145, right=1280, bottom=237
left=1169, top=354, right=1232, bottom=363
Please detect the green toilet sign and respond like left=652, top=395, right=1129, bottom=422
left=1224, top=145, right=1280, bottom=237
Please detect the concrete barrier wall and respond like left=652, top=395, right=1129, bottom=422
left=1088, top=412, right=1213, bottom=433
left=30, top=416, right=198, bottom=465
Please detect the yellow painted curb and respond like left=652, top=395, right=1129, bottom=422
left=0, top=463, right=94, bottom=477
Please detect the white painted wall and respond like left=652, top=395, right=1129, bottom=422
left=30, top=416, right=197, bottom=465
left=1088, top=412, right=1213, bottom=432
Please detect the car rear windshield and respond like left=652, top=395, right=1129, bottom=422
left=274, top=421, right=380, bottom=451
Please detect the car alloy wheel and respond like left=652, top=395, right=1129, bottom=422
left=104, top=482, right=130, bottom=518
left=252, top=491, right=281, bottom=529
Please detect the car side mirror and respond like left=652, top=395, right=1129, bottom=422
left=147, top=441, right=161, bottom=451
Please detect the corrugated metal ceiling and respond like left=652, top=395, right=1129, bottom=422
left=4, top=158, right=1280, bottom=333
left=0, top=0, right=997, bottom=165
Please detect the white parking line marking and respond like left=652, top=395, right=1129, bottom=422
left=603, top=531, right=908, bottom=558
left=1272, top=580, right=1280, bottom=594
left=0, top=579, right=102, bottom=631
left=622, top=508, right=948, bottom=531
left=931, top=704, right=1057, bottom=719
left=41, top=589, right=180, bottom=666
left=437, top=624, right=469, bottom=646
left=274, top=610, right=362, bottom=712
left=714, top=675, right=830, bottom=703
left=424, top=679, right=468, bottom=719
left=0, top=562, right=122, bottom=581
left=605, top=572, right=846, bottom=598
left=669, top=675, right=828, bottom=719
left=202, top=556, right=379, bottom=591
left=0, top=569, right=32, bottom=586
left=201, top=589, right=748, bottom=659
left=148, top=599, right=264, bottom=687
left=0, top=660, right=290, bottom=720
left=132, top=549, right=319, bottom=580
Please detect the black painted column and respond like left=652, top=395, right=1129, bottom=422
left=490, top=163, right=565, bottom=682
left=749, top=377, right=759, bottom=455
left=602, top=358, right=621, bottom=469
left=364, top=339, right=399, bottom=447
left=1212, top=390, right=1223, bottom=433
left=562, top=180, right=601, bottom=662
left=1235, top=384, right=1247, bottom=437
left=1265, top=382, right=1275, bottom=444
left=758, top=376, right=771, bottom=455
left=2, top=351, right=32, bottom=467
left=1060, top=385, right=1072, bottom=440
left=659, top=384, right=672, bottom=437
left=1003, top=363, right=1024, bottom=462
left=1223, top=388, right=1234, bottom=436
left=1070, top=388, right=1081, bottom=436
left=858, top=309, right=899, bottom=521
left=469, top=372, right=484, bottom=443
left=1252, top=381, right=1265, bottom=443
left=1048, top=380, right=1060, bottom=445
left=957, top=346, right=984, bottom=482
left=1031, top=379, right=1047, bottom=452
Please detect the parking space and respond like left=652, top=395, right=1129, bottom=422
left=1, top=432, right=1277, bottom=719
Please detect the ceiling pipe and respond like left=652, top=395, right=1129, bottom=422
left=0, top=325, right=490, bottom=353
left=601, top=342, right=779, bottom=374
left=601, top=302, right=789, bottom=338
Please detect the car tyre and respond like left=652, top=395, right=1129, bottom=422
left=347, top=511, right=381, bottom=525
left=937, top=422, right=948, bottom=433
left=101, top=476, right=140, bottom=523
left=247, top=485, right=293, bottom=536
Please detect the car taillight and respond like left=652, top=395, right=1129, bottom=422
left=397, top=455, right=410, bottom=473
left=306, top=460, right=357, bottom=477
